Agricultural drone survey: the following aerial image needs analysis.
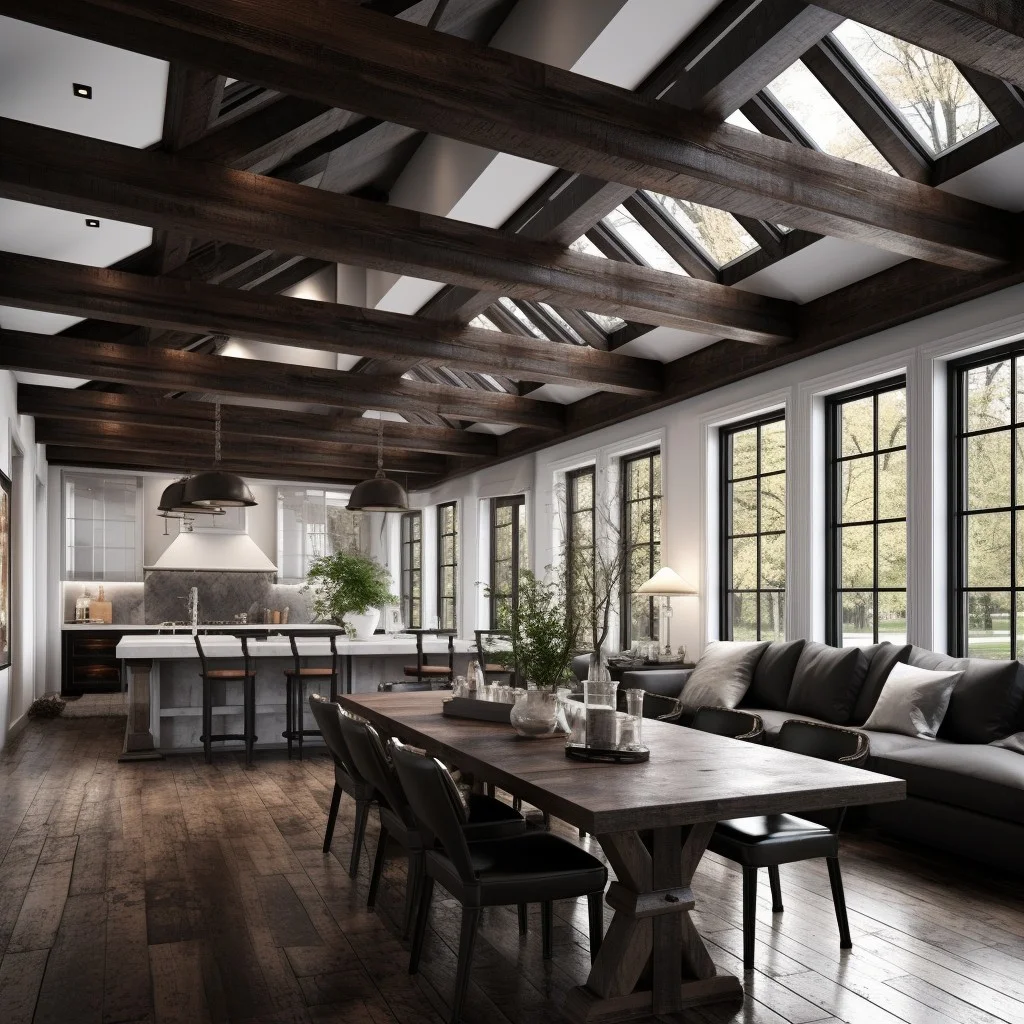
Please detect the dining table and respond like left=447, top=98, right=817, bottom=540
left=339, top=691, right=906, bottom=1023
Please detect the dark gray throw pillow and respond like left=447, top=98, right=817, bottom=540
left=744, top=639, right=805, bottom=710
left=678, top=641, right=769, bottom=712
left=851, top=642, right=912, bottom=725
left=907, top=647, right=1024, bottom=743
left=786, top=641, right=870, bottom=724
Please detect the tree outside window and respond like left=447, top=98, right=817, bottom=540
left=621, top=448, right=662, bottom=648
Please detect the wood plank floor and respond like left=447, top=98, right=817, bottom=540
left=1, top=717, right=1022, bottom=1024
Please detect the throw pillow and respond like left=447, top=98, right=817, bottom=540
left=744, top=639, right=805, bottom=710
left=908, top=647, right=1024, bottom=743
left=786, top=642, right=870, bottom=724
left=992, top=732, right=1024, bottom=754
left=851, top=642, right=912, bottom=724
left=862, top=662, right=961, bottom=739
left=678, top=641, right=769, bottom=712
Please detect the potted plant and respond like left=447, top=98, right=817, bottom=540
left=490, top=568, right=581, bottom=736
left=303, top=552, right=398, bottom=640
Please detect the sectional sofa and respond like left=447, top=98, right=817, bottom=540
left=590, top=641, right=1024, bottom=874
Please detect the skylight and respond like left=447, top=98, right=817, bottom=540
left=644, top=192, right=759, bottom=267
left=498, top=297, right=545, bottom=338
left=832, top=21, right=995, bottom=155
left=767, top=60, right=895, bottom=174
left=470, top=314, right=499, bottom=331
left=537, top=302, right=587, bottom=345
left=602, top=206, right=688, bottom=276
left=569, top=235, right=607, bottom=259
left=585, top=311, right=626, bottom=332
left=725, top=109, right=759, bottom=132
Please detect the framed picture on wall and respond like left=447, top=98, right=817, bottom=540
left=382, top=604, right=403, bottom=635
left=0, top=469, right=11, bottom=670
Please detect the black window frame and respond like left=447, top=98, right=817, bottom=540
left=825, top=376, right=908, bottom=647
left=948, top=343, right=1024, bottom=658
left=400, top=510, right=422, bottom=629
left=489, top=495, right=526, bottom=629
left=620, top=446, right=662, bottom=649
left=436, top=501, right=458, bottom=632
left=719, top=411, right=787, bottom=641
left=565, top=465, right=597, bottom=642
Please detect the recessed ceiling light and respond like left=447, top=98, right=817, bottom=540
left=73, top=83, right=92, bottom=99
left=85, top=218, right=100, bottom=228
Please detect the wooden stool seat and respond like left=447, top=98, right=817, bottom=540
left=285, top=666, right=335, bottom=677
left=484, top=663, right=506, bottom=673
left=205, top=668, right=253, bottom=679
left=403, top=664, right=452, bottom=677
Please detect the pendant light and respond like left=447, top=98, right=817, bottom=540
left=182, top=402, right=257, bottom=508
left=157, top=477, right=226, bottom=518
left=347, top=415, right=409, bottom=512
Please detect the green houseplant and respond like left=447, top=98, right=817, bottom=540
left=304, top=551, right=397, bottom=639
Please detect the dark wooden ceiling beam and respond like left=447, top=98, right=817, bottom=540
left=6, top=1, right=1012, bottom=270
left=0, top=117, right=791, bottom=345
left=0, top=252, right=667, bottom=395
left=33, top=419, right=445, bottom=475
left=809, top=0, right=1024, bottom=90
left=955, top=65, right=1024, bottom=141
left=0, top=331, right=564, bottom=431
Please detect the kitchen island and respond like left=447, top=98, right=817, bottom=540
left=116, top=631, right=476, bottom=760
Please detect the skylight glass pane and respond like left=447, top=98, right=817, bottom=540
left=538, top=303, right=586, bottom=344
left=602, top=206, right=688, bottom=276
left=498, top=297, right=545, bottom=338
left=644, top=192, right=759, bottom=267
left=570, top=235, right=607, bottom=259
left=832, top=21, right=995, bottom=154
left=767, top=60, right=896, bottom=174
left=585, top=311, right=626, bottom=332
left=726, top=109, right=760, bottom=132
left=470, top=314, right=499, bottom=331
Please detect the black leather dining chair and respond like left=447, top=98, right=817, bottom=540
left=194, top=633, right=257, bottom=767
left=391, top=740, right=607, bottom=1024
left=690, top=705, right=764, bottom=742
left=705, top=719, right=869, bottom=970
left=337, top=713, right=526, bottom=936
left=307, top=695, right=376, bottom=878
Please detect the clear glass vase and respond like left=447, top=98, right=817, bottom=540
left=509, top=688, right=558, bottom=737
left=587, top=648, right=612, bottom=682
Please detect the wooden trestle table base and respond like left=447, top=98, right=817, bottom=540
left=339, top=692, right=905, bottom=1023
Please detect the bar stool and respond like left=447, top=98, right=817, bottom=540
left=403, top=628, right=456, bottom=683
left=283, top=631, right=340, bottom=760
left=194, top=633, right=257, bottom=768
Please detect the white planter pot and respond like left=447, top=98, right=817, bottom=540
left=345, top=608, right=380, bottom=640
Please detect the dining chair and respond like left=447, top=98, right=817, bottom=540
left=705, top=719, right=869, bottom=970
left=391, top=739, right=607, bottom=1024
left=194, top=633, right=257, bottom=768
left=284, top=631, right=341, bottom=760
left=307, top=695, right=377, bottom=878
left=378, top=680, right=453, bottom=692
left=690, top=705, right=764, bottom=742
left=337, top=713, right=526, bottom=936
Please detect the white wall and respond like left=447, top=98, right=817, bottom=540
left=409, top=282, right=1024, bottom=660
left=0, top=369, right=47, bottom=750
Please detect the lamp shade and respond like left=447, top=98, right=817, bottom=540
left=182, top=470, right=257, bottom=508
left=637, top=567, right=697, bottom=596
left=157, top=479, right=225, bottom=515
left=346, top=475, right=409, bottom=512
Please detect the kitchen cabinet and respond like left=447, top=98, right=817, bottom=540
left=62, top=629, right=125, bottom=696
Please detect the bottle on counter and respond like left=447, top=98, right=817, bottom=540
left=281, top=606, right=289, bottom=624
left=75, top=590, right=87, bottom=622
left=81, top=587, right=92, bottom=622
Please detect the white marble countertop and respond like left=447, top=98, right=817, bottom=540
left=64, top=623, right=332, bottom=631
left=116, top=634, right=477, bottom=659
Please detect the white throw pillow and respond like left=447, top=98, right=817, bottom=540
left=679, top=640, right=769, bottom=712
left=862, top=662, right=960, bottom=740
left=992, top=731, right=1024, bottom=754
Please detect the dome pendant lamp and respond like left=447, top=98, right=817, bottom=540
left=156, top=477, right=226, bottom=518
left=347, top=416, right=409, bottom=512
left=181, top=402, right=257, bottom=508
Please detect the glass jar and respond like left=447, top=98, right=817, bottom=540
left=620, top=689, right=647, bottom=751
left=583, top=679, right=619, bottom=750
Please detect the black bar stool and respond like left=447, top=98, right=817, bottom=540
left=194, top=633, right=257, bottom=767
left=402, top=628, right=456, bottom=683
left=283, top=631, right=341, bottom=759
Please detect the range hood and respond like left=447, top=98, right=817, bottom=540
left=145, top=533, right=278, bottom=572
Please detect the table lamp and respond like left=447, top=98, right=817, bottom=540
left=637, top=567, right=697, bottom=658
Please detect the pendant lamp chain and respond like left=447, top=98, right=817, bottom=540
left=375, top=416, right=385, bottom=479
left=214, top=401, right=222, bottom=466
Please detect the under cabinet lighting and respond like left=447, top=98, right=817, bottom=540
left=85, top=218, right=100, bottom=228
left=73, top=83, right=92, bottom=99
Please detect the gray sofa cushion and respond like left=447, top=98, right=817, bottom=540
left=871, top=740, right=1024, bottom=826
left=862, top=662, right=961, bottom=740
left=619, top=668, right=689, bottom=698
left=907, top=647, right=1024, bottom=743
left=744, top=640, right=805, bottom=711
left=786, top=642, right=870, bottom=724
left=851, top=642, right=912, bottom=725
left=679, top=641, right=768, bottom=712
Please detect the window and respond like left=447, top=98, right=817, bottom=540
left=767, top=59, right=895, bottom=174
left=720, top=414, right=786, bottom=641
left=601, top=206, right=688, bottom=276
left=826, top=379, right=908, bottom=646
left=832, top=21, right=994, bottom=155
left=437, top=502, right=458, bottom=631
left=63, top=471, right=142, bottom=581
left=621, top=448, right=662, bottom=647
left=643, top=192, right=759, bottom=267
left=400, top=511, right=422, bottom=629
left=277, top=488, right=363, bottom=583
left=950, top=348, right=1024, bottom=659
left=565, top=466, right=596, bottom=643
left=490, top=495, right=526, bottom=628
